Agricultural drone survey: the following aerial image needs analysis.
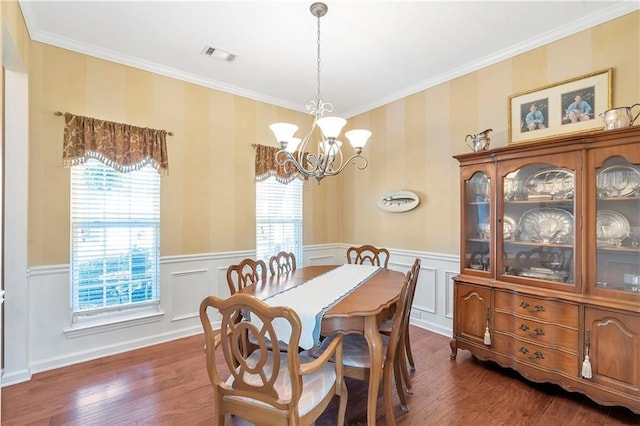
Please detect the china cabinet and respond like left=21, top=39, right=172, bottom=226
left=451, top=126, right=640, bottom=414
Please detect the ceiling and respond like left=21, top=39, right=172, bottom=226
left=18, top=1, right=639, bottom=118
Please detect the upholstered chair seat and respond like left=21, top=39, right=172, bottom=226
left=225, top=350, right=337, bottom=416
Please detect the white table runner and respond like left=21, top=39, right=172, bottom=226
left=250, top=264, right=381, bottom=350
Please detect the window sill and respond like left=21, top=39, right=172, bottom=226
left=64, top=308, right=165, bottom=338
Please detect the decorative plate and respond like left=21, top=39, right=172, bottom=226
left=468, top=174, right=490, bottom=201
left=517, top=208, right=574, bottom=243
left=517, top=267, right=569, bottom=282
left=596, top=210, right=630, bottom=246
left=377, top=190, right=420, bottom=213
left=524, top=168, right=574, bottom=200
left=477, top=215, right=517, bottom=240
left=597, top=165, right=640, bottom=198
left=503, top=215, right=517, bottom=240
left=503, top=171, right=519, bottom=201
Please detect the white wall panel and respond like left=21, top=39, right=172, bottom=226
left=374, top=246, right=458, bottom=338
left=170, top=269, right=209, bottom=322
left=415, top=266, right=436, bottom=314
left=445, top=270, right=458, bottom=320
left=3, top=245, right=458, bottom=386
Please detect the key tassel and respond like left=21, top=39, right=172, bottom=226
left=582, top=331, right=592, bottom=379
left=582, top=350, right=592, bottom=379
left=483, top=309, right=491, bottom=346
left=484, top=325, right=491, bottom=345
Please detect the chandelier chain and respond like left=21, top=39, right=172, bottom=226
left=307, top=9, right=333, bottom=117
left=316, top=12, right=321, bottom=109
left=270, top=2, right=369, bottom=183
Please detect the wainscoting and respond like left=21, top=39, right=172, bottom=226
left=2, top=244, right=458, bottom=386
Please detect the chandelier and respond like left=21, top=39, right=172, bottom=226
left=269, top=2, right=371, bottom=183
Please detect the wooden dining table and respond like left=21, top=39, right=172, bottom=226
left=241, top=264, right=406, bottom=426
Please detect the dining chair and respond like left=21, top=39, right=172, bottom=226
left=346, top=244, right=390, bottom=269
left=268, top=251, right=297, bottom=276
left=313, top=268, right=416, bottom=426
left=199, top=293, right=348, bottom=426
left=226, top=258, right=267, bottom=295
left=379, top=257, right=421, bottom=393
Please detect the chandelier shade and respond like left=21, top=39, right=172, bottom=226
left=269, top=123, right=299, bottom=151
left=345, top=130, right=372, bottom=153
left=269, top=2, right=371, bottom=183
left=316, top=116, right=347, bottom=139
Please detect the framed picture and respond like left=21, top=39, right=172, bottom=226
left=508, top=69, right=612, bottom=145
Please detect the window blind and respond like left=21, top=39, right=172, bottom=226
left=71, top=159, right=160, bottom=319
left=256, top=177, right=303, bottom=265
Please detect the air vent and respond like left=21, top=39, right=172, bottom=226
left=201, top=45, right=237, bottom=62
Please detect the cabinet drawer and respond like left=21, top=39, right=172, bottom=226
left=495, top=291, right=578, bottom=327
left=494, top=311, right=578, bottom=351
left=492, top=332, right=577, bottom=377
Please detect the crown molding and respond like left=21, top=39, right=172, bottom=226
left=21, top=21, right=308, bottom=113
left=19, top=1, right=639, bottom=119
left=342, top=2, right=640, bottom=118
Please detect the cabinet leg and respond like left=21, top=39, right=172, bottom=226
left=449, top=338, right=458, bottom=359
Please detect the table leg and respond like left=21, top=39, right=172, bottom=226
left=364, top=315, right=383, bottom=426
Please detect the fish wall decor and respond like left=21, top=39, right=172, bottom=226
left=376, top=190, right=420, bottom=212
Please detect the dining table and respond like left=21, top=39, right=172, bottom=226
left=241, top=264, right=406, bottom=426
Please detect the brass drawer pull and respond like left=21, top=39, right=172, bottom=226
left=519, top=324, right=545, bottom=336
left=519, top=346, right=545, bottom=360
left=519, top=301, right=545, bottom=313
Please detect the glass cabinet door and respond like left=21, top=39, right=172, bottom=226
left=498, top=156, right=580, bottom=291
left=592, top=152, right=640, bottom=297
left=462, top=171, right=492, bottom=274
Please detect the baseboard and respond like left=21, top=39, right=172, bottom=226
left=28, top=325, right=203, bottom=377
left=1, top=368, right=31, bottom=387
left=410, top=318, right=452, bottom=339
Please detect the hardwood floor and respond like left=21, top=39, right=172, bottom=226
left=2, top=326, right=639, bottom=425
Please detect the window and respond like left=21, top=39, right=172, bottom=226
left=71, top=159, right=160, bottom=320
left=256, top=177, right=303, bottom=265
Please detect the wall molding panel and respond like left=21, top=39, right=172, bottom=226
left=445, top=270, right=458, bottom=320
left=5, top=245, right=458, bottom=387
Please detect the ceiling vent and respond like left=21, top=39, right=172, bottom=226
left=201, top=45, right=237, bottom=62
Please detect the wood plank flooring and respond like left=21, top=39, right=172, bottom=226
left=2, top=327, right=639, bottom=425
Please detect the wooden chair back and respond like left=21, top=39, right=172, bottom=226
left=199, top=293, right=347, bottom=425
left=406, top=258, right=421, bottom=322
left=268, top=251, right=297, bottom=276
left=384, top=270, right=414, bottom=373
left=346, top=244, right=390, bottom=269
left=226, top=258, right=267, bottom=295
left=399, top=258, right=420, bottom=373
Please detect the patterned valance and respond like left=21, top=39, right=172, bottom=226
left=254, top=144, right=307, bottom=184
left=62, top=113, right=169, bottom=175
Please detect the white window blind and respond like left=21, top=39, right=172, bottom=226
left=256, top=177, right=303, bottom=265
left=71, top=159, right=160, bottom=320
